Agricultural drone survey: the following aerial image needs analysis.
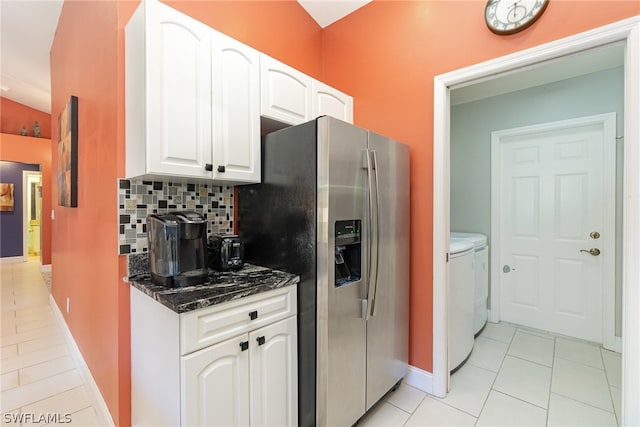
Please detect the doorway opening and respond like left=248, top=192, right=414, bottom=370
left=23, top=171, right=43, bottom=262
left=432, top=16, right=640, bottom=426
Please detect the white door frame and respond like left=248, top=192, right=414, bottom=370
left=22, top=171, right=42, bottom=262
left=432, top=16, right=640, bottom=426
left=490, top=113, right=617, bottom=350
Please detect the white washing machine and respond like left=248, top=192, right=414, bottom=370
left=449, top=237, right=474, bottom=372
left=451, top=232, right=489, bottom=335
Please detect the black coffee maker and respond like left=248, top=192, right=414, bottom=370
left=147, top=211, right=208, bottom=287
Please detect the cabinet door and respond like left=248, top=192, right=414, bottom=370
left=212, top=33, right=261, bottom=183
left=312, top=80, right=354, bottom=124
left=181, top=335, right=250, bottom=427
left=249, top=316, right=298, bottom=427
left=146, top=1, right=213, bottom=178
left=260, top=55, right=312, bottom=125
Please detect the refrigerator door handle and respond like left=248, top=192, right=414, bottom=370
left=365, top=149, right=377, bottom=320
left=370, top=150, right=381, bottom=317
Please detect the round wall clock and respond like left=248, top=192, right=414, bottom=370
left=485, top=0, right=549, bottom=35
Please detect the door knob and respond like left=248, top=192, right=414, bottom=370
left=580, top=248, right=601, bottom=256
left=503, top=265, right=516, bottom=273
left=590, top=231, right=600, bottom=239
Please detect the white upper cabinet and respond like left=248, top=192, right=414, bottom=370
left=125, top=0, right=260, bottom=184
left=212, top=33, right=261, bottom=183
left=260, top=55, right=313, bottom=125
left=260, top=54, right=354, bottom=126
left=312, top=80, right=354, bottom=123
left=126, top=0, right=354, bottom=182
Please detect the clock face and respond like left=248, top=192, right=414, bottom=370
left=485, top=0, right=549, bottom=35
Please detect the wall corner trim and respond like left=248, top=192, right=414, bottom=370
left=404, top=365, right=434, bottom=396
left=49, top=295, right=116, bottom=427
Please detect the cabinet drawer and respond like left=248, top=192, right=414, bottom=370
left=181, top=286, right=296, bottom=355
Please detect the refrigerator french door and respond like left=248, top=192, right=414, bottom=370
left=238, top=116, right=409, bottom=427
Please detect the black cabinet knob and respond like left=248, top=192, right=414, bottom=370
left=205, top=163, right=213, bottom=171
left=248, top=310, right=258, bottom=320
left=257, top=336, right=265, bottom=346
left=239, top=341, right=249, bottom=351
left=217, top=165, right=226, bottom=173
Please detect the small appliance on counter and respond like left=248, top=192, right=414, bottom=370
left=147, top=211, right=208, bottom=287
left=208, top=234, right=244, bottom=271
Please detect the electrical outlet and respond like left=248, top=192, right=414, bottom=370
left=66, top=297, right=70, bottom=313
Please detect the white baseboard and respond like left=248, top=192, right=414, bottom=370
left=0, top=256, right=25, bottom=264
left=41, top=264, right=52, bottom=272
left=49, top=295, right=115, bottom=427
left=404, top=365, right=433, bottom=395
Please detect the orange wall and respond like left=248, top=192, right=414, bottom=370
left=0, top=133, right=52, bottom=265
left=50, top=1, right=126, bottom=425
left=321, top=1, right=640, bottom=372
left=1, top=97, right=52, bottom=139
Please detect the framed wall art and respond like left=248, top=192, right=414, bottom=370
left=58, top=95, right=78, bottom=207
left=0, top=183, right=15, bottom=211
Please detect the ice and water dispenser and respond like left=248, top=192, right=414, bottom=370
left=334, top=220, right=362, bottom=286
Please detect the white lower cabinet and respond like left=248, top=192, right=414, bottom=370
left=181, top=316, right=297, bottom=427
left=249, top=317, right=298, bottom=426
left=181, top=334, right=250, bottom=427
left=131, top=285, right=297, bottom=427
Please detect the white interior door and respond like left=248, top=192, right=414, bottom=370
left=493, top=114, right=616, bottom=344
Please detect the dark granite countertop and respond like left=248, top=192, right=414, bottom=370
left=128, top=264, right=299, bottom=314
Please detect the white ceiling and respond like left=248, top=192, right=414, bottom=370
left=0, top=0, right=63, bottom=113
left=297, top=0, right=371, bottom=28
left=0, top=0, right=625, bottom=115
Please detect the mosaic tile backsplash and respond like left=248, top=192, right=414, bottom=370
left=118, top=179, right=234, bottom=255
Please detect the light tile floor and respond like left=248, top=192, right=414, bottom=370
left=362, top=322, right=622, bottom=426
left=2, top=261, right=622, bottom=427
left=1, top=261, right=102, bottom=426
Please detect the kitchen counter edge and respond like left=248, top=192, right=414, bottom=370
left=128, top=264, right=300, bottom=314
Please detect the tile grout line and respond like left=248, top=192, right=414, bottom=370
left=599, top=347, right=621, bottom=426
left=16, top=384, right=93, bottom=416
left=473, top=326, right=517, bottom=425
left=545, top=335, right=557, bottom=426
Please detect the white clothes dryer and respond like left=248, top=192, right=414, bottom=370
left=451, top=232, right=489, bottom=335
left=449, top=237, right=474, bottom=372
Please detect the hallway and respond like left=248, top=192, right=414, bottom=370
left=1, top=261, right=102, bottom=425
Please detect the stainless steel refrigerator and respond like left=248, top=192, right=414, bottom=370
left=238, top=116, right=409, bottom=427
